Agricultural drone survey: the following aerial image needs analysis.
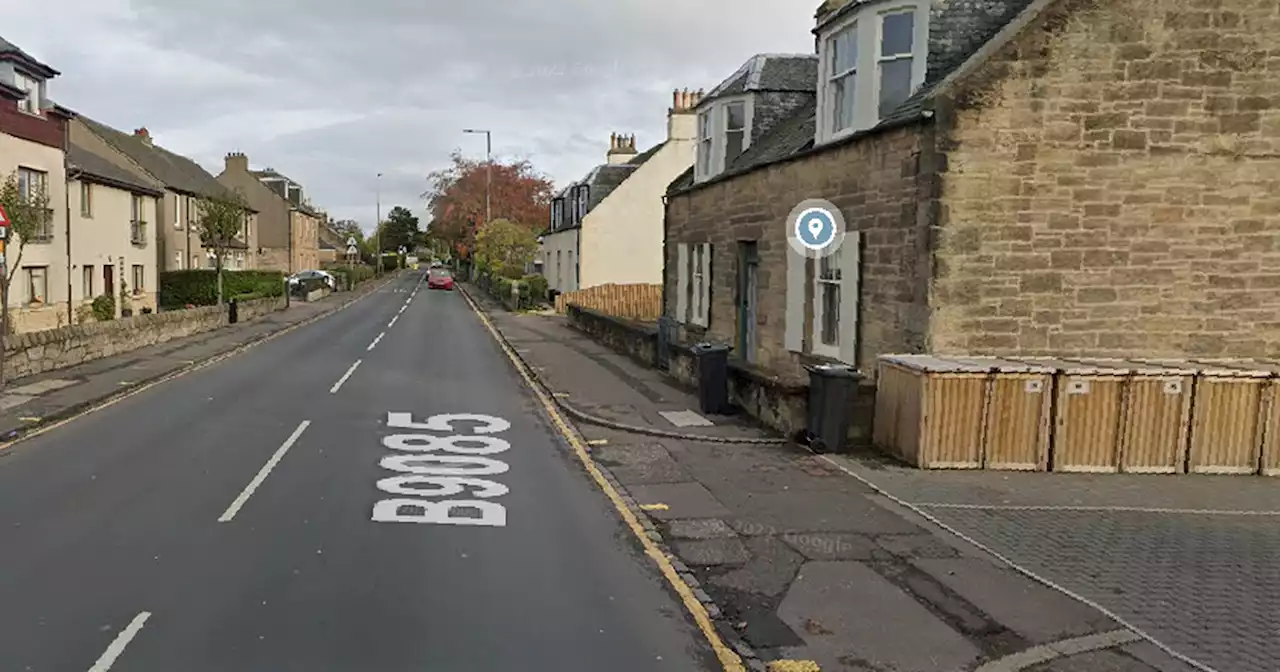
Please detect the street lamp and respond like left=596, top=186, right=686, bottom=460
left=375, top=172, right=382, bottom=276
left=462, top=129, right=492, bottom=226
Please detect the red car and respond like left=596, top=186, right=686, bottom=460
left=427, top=268, right=454, bottom=290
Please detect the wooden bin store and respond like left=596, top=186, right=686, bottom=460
left=1179, top=359, right=1275, bottom=475
left=1011, top=358, right=1131, bottom=473
left=1057, top=358, right=1195, bottom=474
left=873, top=356, right=1053, bottom=470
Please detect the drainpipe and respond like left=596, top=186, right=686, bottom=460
left=63, top=120, right=77, bottom=325
left=661, top=194, right=670, bottom=317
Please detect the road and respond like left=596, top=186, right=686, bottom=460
left=0, top=272, right=717, bottom=671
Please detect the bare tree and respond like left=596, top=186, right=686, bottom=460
left=195, top=191, right=249, bottom=305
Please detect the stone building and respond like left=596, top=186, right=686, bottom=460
left=664, top=0, right=1280, bottom=429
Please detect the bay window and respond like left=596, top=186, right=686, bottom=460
left=724, top=102, right=746, bottom=164
left=697, top=111, right=713, bottom=177
left=14, top=71, right=39, bottom=115
left=816, top=3, right=926, bottom=144
left=694, top=98, right=754, bottom=183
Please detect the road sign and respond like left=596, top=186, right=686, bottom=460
left=346, top=236, right=357, bottom=247
left=0, top=203, right=9, bottom=228
left=346, top=244, right=358, bottom=255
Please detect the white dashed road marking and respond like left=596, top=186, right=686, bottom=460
left=330, top=360, right=362, bottom=394
left=87, top=611, right=151, bottom=672
left=367, top=332, right=386, bottom=351
left=218, top=421, right=311, bottom=522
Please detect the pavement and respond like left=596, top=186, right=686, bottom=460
left=0, top=270, right=721, bottom=671
left=465, top=284, right=1217, bottom=672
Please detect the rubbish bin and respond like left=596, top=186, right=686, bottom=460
left=692, top=342, right=732, bottom=415
left=806, top=364, right=860, bottom=454
left=228, top=298, right=239, bottom=324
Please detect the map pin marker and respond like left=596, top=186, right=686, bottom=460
left=807, top=217, right=824, bottom=238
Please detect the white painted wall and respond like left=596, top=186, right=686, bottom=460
left=70, top=178, right=159, bottom=315
left=539, top=228, right=579, bottom=293
left=578, top=133, right=694, bottom=289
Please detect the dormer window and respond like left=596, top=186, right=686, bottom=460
left=14, top=71, right=40, bottom=115
left=576, top=186, right=589, bottom=220
left=693, top=97, right=754, bottom=183
left=551, top=199, right=564, bottom=229
left=816, top=2, right=927, bottom=145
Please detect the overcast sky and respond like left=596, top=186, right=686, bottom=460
left=6, top=0, right=814, bottom=231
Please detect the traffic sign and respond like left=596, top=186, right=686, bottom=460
left=346, top=244, right=358, bottom=255
left=0, top=203, right=9, bottom=227
left=346, top=236, right=357, bottom=247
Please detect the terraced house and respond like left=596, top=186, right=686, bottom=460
left=0, top=37, right=75, bottom=332
left=217, top=153, right=321, bottom=274
left=664, top=0, right=1280, bottom=436
left=540, top=88, right=702, bottom=294
left=75, top=118, right=258, bottom=273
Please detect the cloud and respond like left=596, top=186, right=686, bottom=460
left=3, top=0, right=815, bottom=229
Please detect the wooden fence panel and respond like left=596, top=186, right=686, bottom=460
left=554, top=283, right=662, bottom=321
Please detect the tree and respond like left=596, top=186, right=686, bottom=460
left=0, top=170, right=52, bottom=333
left=195, top=190, right=250, bottom=305
left=424, top=150, right=555, bottom=257
left=473, top=218, right=539, bottom=279
left=379, top=206, right=420, bottom=254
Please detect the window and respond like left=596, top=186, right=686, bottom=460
left=724, top=102, right=746, bottom=164
left=82, top=266, right=94, bottom=299
left=131, top=195, right=146, bottom=244
left=577, top=186, right=589, bottom=221
left=80, top=182, right=93, bottom=218
left=174, top=253, right=184, bottom=270
left=24, top=266, right=47, bottom=305
left=675, top=242, right=712, bottom=326
left=785, top=232, right=862, bottom=363
left=697, top=111, right=712, bottom=176
left=17, top=168, right=52, bottom=242
left=817, top=4, right=924, bottom=143
left=132, top=265, right=144, bottom=294
left=828, top=22, right=858, bottom=134
left=878, top=11, right=916, bottom=118
left=14, top=71, right=39, bottom=115
left=552, top=200, right=563, bottom=230
left=815, top=251, right=842, bottom=355
left=186, top=195, right=197, bottom=228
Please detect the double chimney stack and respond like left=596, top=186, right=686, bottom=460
left=608, top=87, right=708, bottom=162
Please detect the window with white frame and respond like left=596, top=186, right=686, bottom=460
left=784, top=233, right=862, bottom=365
left=724, top=102, right=747, bottom=165
left=577, top=186, right=589, bottom=220
left=878, top=11, right=916, bottom=118
left=174, top=252, right=184, bottom=269
left=132, top=265, right=144, bottom=294
left=14, top=71, right=39, bottom=115
left=17, top=168, right=52, bottom=242
left=82, top=265, right=94, bottom=299
left=817, top=3, right=926, bottom=144
left=675, top=242, right=712, bottom=326
left=828, top=22, right=857, bottom=135
left=697, top=112, right=712, bottom=177
left=80, top=182, right=93, bottom=218
left=24, top=266, right=47, bottom=305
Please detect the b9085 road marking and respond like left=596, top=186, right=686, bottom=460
left=372, top=412, right=511, bottom=527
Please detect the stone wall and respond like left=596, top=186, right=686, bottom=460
left=665, top=123, right=932, bottom=381
left=4, top=295, right=285, bottom=380
left=566, top=305, right=873, bottom=445
left=931, top=0, right=1280, bottom=358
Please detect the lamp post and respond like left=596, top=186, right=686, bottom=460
left=375, top=172, right=382, bottom=276
left=462, top=129, right=491, bottom=226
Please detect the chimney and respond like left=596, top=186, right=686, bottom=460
left=606, top=132, right=638, bottom=165
left=134, top=127, right=152, bottom=145
left=224, top=151, right=249, bottom=174
left=667, top=88, right=704, bottom=142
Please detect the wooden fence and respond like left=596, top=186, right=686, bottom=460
left=554, top=283, right=663, bottom=322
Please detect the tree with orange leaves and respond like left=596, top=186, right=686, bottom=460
left=424, top=150, right=555, bottom=258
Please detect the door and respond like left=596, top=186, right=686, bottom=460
left=103, top=265, right=114, bottom=298
left=737, top=242, right=759, bottom=363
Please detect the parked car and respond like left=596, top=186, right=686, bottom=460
left=427, top=268, right=454, bottom=291
left=288, top=269, right=336, bottom=291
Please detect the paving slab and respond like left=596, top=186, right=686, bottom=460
left=708, top=536, right=805, bottom=597
left=777, top=561, right=983, bottom=672
left=666, top=518, right=739, bottom=540
left=912, top=558, right=1120, bottom=644
left=625, top=482, right=733, bottom=520
left=671, top=538, right=752, bottom=566
left=1027, top=649, right=1161, bottom=671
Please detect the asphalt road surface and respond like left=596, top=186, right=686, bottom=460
left=0, top=272, right=716, bottom=672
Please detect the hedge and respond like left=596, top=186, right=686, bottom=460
left=159, top=270, right=285, bottom=309
left=324, top=264, right=375, bottom=290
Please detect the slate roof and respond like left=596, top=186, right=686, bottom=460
left=78, top=116, right=238, bottom=202
left=702, top=54, right=817, bottom=105
left=670, top=0, right=1039, bottom=195
left=0, top=35, right=58, bottom=77
left=67, top=142, right=164, bottom=197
